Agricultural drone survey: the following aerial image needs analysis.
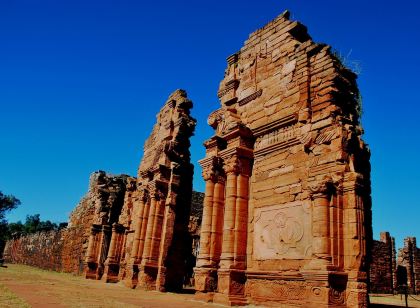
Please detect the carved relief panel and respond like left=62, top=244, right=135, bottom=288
left=254, top=201, right=312, bottom=260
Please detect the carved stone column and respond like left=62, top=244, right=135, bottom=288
left=150, top=192, right=166, bottom=263
left=209, top=174, right=226, bottom=265
left=220, top=157, right=239, bottom=269
left=234, top=171, right=250, bottom=268
left=215, top=154, right=251, bottom=306
left=307, top=181, right=333, bottom=270
left=141, top=189, right=157, bottom=264
left=124, top=190, right=147, bottom=288
left=137, top=195, right=151, bottom=263
left=195, top=163, right=219, bottom=300
left=85, top=224, right=101, bottom=280
left=342, top=172, right=368, bottom=307
left=139, top=186, right=161, bottom=290
left=196, top=166, right=216, bottom=267
left=130, top=191, right=147, bottom=262
left=103, top=223, right=125, bottom=283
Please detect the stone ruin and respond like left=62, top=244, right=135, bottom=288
left=2, top=10, right=376, bottom=308
left=369, top=232, right=396, bottom=294
left=398, top=237, right=420, bottom=294
left=193, top=11, right=371, bottom=307
left=369, top=232, right=420, bottom=295
left=84, top=89, right=197, bottom=291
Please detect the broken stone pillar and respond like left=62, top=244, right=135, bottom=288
left=398, top=237, right=420, bottom=294
left=194, top=10, right=371, bottom=307
left=369, top=232, right=396, bottom=294
left=84, top=172, right=129, bottom=280
left=121, top=89, right=196, bottom=291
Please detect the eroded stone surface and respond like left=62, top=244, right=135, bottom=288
left=85, top=89, right=197, bottom=292
left=194, top=10, right=372, bottom=307
left=398, top=237, right=420, bottom=294
left=369, top=232, right=396, bottom=294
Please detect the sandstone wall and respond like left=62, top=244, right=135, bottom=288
left=369, top=232, right=396, bottom=293
left=3, top=188, right=204, bottom=277
left=398, top=237, right=420, bottom=294
left=194, top=10, right=372, bottom=307
left=4, top=230, right=63, bottom=271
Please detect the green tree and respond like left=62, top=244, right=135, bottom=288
left=0, top=191, right=20, bottom=222
left=0, top=191, right=21, bottom=257
left=24, top=214, right=41, bottom=234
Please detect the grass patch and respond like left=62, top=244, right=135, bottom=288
left=0, top=284, right=30, bottom=308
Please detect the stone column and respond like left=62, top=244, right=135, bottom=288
left=141, top=190, right=157, bottom=263
left=107, top=224, right=118, bottom=263
left=234, top=172, right=249, bottom=268
left=137, top=197, right=151, bottom=262
left=220, top=160, right=238, bottom=269
left=196, top=167, right=215, bottom=267
left=139, top=187, right=162, bottom=290
left=342, top=172, right=368, bottom=307
left=309, top=181, right=332, bottom=270
left=85, top=224, right=101, bottom=280
left=194, top=163, right=220, bottom=298
left=209, top=175, right=225, bottom=265
left=85, top=226, right=98, bottom=263
left=103, top=223, right=124, bottom=283
left=130, top=193, right=146, bottom=262
left=150, top=193, right=166, bottom=263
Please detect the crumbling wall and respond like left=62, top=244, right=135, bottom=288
left=369, top=232, right=396, bottom=293
left=63, top=171, right=129, bottom=275
left=4, top=230, right=63, bottom=271
left=398, top=237, right=420, bottom=294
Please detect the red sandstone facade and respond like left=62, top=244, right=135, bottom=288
left=194, top=11, right=372, bottom=307
left=84, top=90, right=196, bottom=291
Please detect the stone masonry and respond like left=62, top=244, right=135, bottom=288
left=194, top=11, right=372, bottom=307
left=398, top=237, right=420, bottom=294
left=85, top=89, right=196, bottom=292
left=369, top=232, right=396, bottom=293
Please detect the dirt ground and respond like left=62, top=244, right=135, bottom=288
left=1, top=264, right=420, bottom=308
left=0, top=264, right=220, bottom=308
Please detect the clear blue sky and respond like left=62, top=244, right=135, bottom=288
left=1, top=0, right=419, bottom=248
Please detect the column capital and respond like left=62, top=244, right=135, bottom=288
left=309, top=178, right=333, bottom=199
left=223, top=156, right=240, bottom=175
left=343, top=172, right=364, bottom=193
left=202, top=165, right=216, bottom=182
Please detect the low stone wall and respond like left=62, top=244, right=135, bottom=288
left=4, top=230, right=64, bottom=271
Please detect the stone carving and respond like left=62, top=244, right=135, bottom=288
left=259, top=211, right=304, bottom=255
left=195, top=10, right=371, bottom=307
left=254, top=203, right=311, bottom=260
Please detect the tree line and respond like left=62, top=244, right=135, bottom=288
left=0, top=191, right=67, bottom=244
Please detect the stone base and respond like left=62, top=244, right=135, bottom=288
left=85, top=262, right=101, bottom=280
left=243, top=270, right=367, bottom=307
left=213, top=293, right=248, bottom=306
left=138, top=263, right=159, bottom=290
left=102, top=261, right=120, bottom=283
left=213, top=269, right=247, bottom=306
left=123, top=264, right=140, bottom=289
left=194, top=267, right=218, bottom=292
left=194, top=291, right=214, bottom=303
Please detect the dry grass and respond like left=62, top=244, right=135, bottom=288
left=0, top=284, right=30, bottom=308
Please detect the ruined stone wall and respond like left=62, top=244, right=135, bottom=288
left=4, top=230, right=63, bottom=271
left=4, top=171, right=130, bottom=275
left=194, top=10, right=371, bottom=307
left=112, top=90, right=196, bottom=291
left=398, top=237, right=420, bottom=294
left=369, top=232, right=396, bottom=293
